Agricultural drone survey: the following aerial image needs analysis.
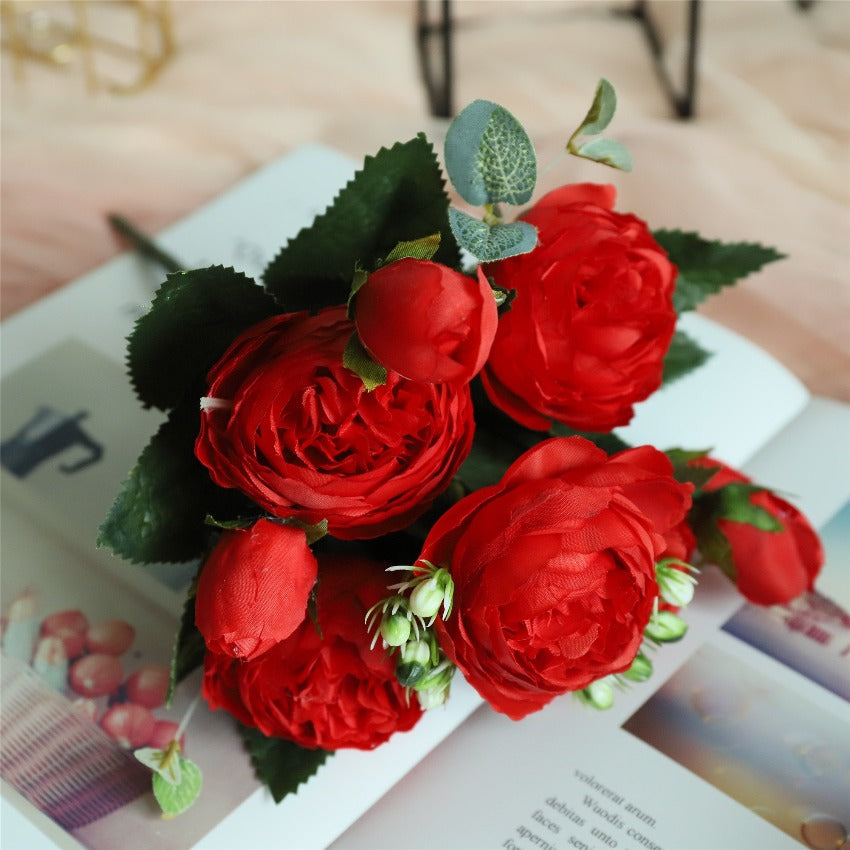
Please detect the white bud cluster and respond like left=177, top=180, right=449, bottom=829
left=365, top=561, right=457, bottom=708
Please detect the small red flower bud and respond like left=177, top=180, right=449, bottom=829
left=195, top=519, right=318, bottom=661
left=355, top=258, right=498, bottom=385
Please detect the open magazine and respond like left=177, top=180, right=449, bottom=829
left=2, top=147, right=848, bottom=850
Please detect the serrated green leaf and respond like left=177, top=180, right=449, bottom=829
left=98, top=403, right=249, bottom=564
left=166, top=579, right=206, bottom=706
left=662, top=330, right=712, bottom=385
left=98, top=405, right=209, bottom=562
left=448, top=208, right=537, bottom=262
left=241, top=726, right=330, bottom=804
left=263, top=136, right=460, bottom=313
left=343, top=333, right=387, bottom=390
left=574, top=78, right=618, bottom=137
left=652, top=230, right=786, bottom=313
left=128, top=266, right=279, bottom=411
left=574, top=138, right=633, bottom=171
left=152, top=756, right=202, bottom=817
left=444, top=100, right=537, bottom=207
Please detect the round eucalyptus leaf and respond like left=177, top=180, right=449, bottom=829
left=445, top=100, right=537, bottom=207
left=575, top=138, right=634, bottom=172
left=448, top=208, right=537, bottom=263
left=576, top=78, right=617, bottom=137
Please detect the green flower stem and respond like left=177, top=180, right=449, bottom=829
left=174, top=692, right=201, bottom=741
left=482, top=203, right=502, bottom=226
left=107, top=213, right=184, bottom=274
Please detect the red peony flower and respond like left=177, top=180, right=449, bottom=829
left=689, top=457, right=823, bottom=605
left=422, top=436, right=693, bottom=720
left=353, top=258, right=498, bottom=384
left=202, top=554, right=423, bottom=750
left=482, top=183, right=677, bottom=433
left=194, top=306, right=475, bottom=540
left=195, top=519, right=318, bottom=661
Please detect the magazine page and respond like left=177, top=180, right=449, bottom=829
left=617, top=311, right=811, bottom=468
left=0, top=145, right=821, bottom=850
left=332, top=401, right=850, bottom=850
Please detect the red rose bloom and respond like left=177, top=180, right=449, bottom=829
left=202, top=554, right=423, bottom=750
left=195, top=519, right=318, bottom=661
left=354, top=258, right=498, bottom=384
left=423, top=436, right=693, bottom=720
left=691, top=457, right=823, bottom=605
left=482, top=184, right=677, bottom=433
left=195, top=306, right=475, bottom=539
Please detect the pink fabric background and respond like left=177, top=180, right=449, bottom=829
left=2, top=0, right=848, bottom=400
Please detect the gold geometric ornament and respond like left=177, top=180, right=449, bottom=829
left=1, top=0, right=175, bottom=94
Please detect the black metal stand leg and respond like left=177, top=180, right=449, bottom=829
left=630, top=0, right=701, bottom=119
left=416, top=0, right=454, bottom=118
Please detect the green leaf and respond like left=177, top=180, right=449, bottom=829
left=447, top=208, right=537, bottom=262
left=346, top=267, right=369, bottom=318
left=573, top=77, right=618, bottom=136
left=343, top=333, right=387, bottom=390
left=128, top=266, right=279, bottom=411
left=285, top=517, right=329, bottom=546
left=263, top=135, right=460, bottom=313
left=687, top=492, right=736, bottom=579
left=652, top=230, right=786, bottom=313
left=383, top=233, right=442, bottom=264
left=204, top=515, right=258, bottom=531
left=662, top=330, right=712, bottom=385
left=567, top=79, right=632, bottom=172
left=444, top=100, right=537, bottom=207
left=152, top=756, right=202, bottom=817
left=166, top=581, right=206, bottom=707
left=456, top=428, right=518, bottom=492
left=715, top=483, right=784, bottom=532
left=574, top=138, right=633, bottom=172
left=97, top=402, right=245, bottom=563
left=241, top=726, right=330, bottom=804
left=664, top=448, right=716, bottom=489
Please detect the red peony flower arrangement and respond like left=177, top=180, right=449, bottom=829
left=98, top=81, right=823, bottom=813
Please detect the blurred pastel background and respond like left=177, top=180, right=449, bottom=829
left=2, top=0, right=848, bottom=402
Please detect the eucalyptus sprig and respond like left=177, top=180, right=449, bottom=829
left=444, top=99, right=539, bottom=263
left=566, top=78, right=633, bottom=172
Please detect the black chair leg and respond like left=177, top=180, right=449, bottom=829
left=415, top=0, right=704, bottom=121
left=416, top=0, right=454, bottom=118
left=629, top=0, right=701, bottom=119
